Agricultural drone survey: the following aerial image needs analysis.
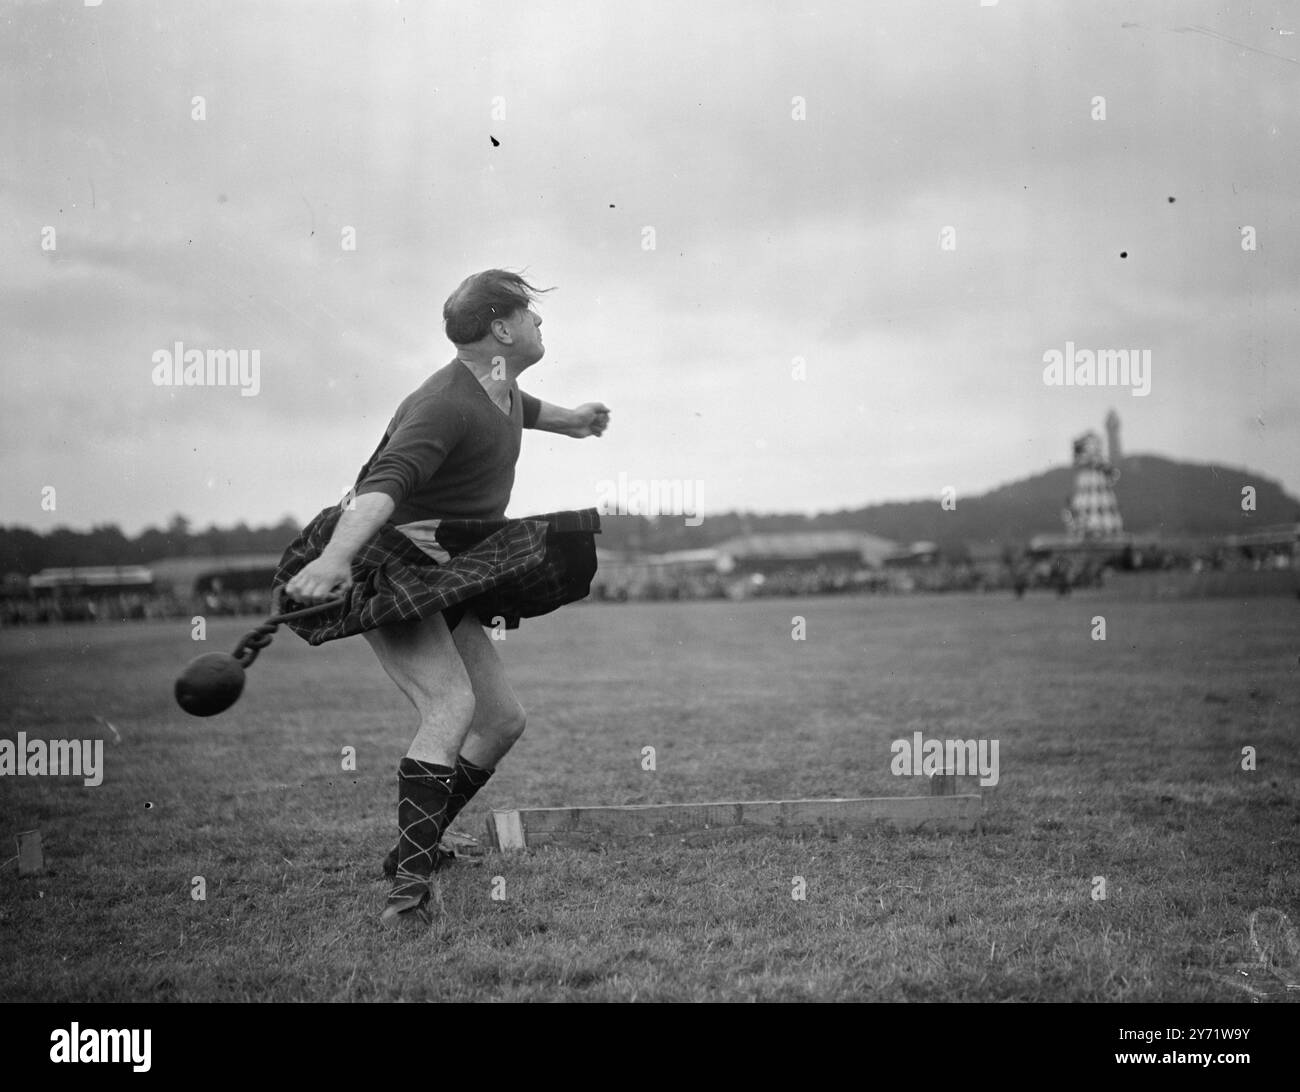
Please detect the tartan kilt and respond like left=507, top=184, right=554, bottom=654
left=271, top=506, right=601, bottom=645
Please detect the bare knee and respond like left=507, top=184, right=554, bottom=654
left=418, top=683, right=476, bottom=731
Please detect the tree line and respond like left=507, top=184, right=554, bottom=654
left=0, top=515, right=304, bottom=576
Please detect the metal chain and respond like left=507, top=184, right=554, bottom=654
left=230, top=595, right=346, bottom=668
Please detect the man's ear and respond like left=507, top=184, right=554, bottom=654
left=490, top=317, right=513, bottom=344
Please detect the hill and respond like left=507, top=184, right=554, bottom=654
left=597, top=454, right=1300, bottom=554
left=2, top=455, right=1295, bottom=571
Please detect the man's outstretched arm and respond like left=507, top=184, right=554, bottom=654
left=286, top=394, right=461, bottom=603
left=530, top=400, right=611, bottom=438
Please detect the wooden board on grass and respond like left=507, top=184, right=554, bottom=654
left=487, top=791, right=981, bottom=849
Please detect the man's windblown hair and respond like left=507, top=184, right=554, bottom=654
left=443, top=270, right=553, bottom=345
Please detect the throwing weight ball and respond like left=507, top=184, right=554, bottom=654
left=175, top=652, right=246, bottom=717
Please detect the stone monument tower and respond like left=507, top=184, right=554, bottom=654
left=1105, top=409, right=1122, bottom=464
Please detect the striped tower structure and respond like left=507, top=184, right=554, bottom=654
left=1065, top=430, right=1123, bottom=539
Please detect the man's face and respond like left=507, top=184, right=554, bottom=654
left=498, top=306, right=544, bottom=366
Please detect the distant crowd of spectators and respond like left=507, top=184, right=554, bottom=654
left=591, top=545, right=1295, bottom=603
left=592, top=563, right=992, bottom=601
left=0, top=588, right=274, bottom=627
left=3, top=544, right=1293, bottom=626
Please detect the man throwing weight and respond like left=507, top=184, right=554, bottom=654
left=278, top=270, right=609, bottom=927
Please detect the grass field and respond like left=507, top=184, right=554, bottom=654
left=1, top=592, right=1297, bottom=1002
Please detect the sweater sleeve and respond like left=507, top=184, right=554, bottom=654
left=353, top=395, right=466, bottom=507
left=520, top=389, right=542, bottom=430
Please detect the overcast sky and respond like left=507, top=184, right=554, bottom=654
left=2, top=0, right=1297, bottom=536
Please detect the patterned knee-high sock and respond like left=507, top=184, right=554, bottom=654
left=385, top=758, right=456, bottom=920
left=383, top=756, right=494, bottom=878
left=447, top=755, right=495, bottom=819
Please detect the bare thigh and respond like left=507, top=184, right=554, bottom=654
left=363, top=613, right=476, bottom=764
